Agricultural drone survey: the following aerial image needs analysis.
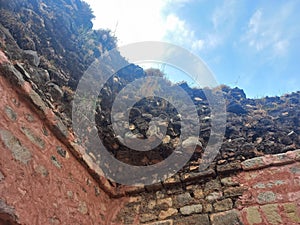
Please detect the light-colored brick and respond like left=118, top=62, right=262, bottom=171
left=257, top=191, right=276, bottom=204
left=261, top=204, right=282, bottom=225
left=213, top=198, right=233, bottom=212
left=194, top=189, right=204, bottom=199
left=283, top=203, right=300, bottom=223
left=210, top=210, right=241, bottom=225
left=144, top=220, right=173, bottom=225
left=179, top=204, right=202, bottom=215
left=241, top=157, right=268, bottom=170
left=245, top=206, right=262, bottom=225
left=159, top=208, right=177, bottom=220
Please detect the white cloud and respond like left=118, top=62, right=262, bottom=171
left=164, top=14, right=204, bottom=51
left=84, top=0, right=168, bottom=45
left=83, top=0, right=205, bottom=53
left=241, top=3, right=299, bottom=57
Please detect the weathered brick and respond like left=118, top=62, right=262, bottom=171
left=159, top=208, right=177, bottom=220
left=34, top=165, right=49, bottom=177
left=27, top=89, right=48, bottom=113
left=217, top=161, right=241, bottom=173
left=224, top=186, right=246, bottom=197
left=194, top=189, right=204, bottom=199
left=4, top=105, right=17, bottom=121
left=245, top=206, right=262, bottom=225
left=174, top=214, right=210, bottom=225
left=257, top=191, right=276, bottom=204
left=179, top=204, right=202, bottom=215
left=271, top=153, right=294, bottom=166
left=144, top=220, right=173, bottom=225
left=173, top=193, right=194, bottom=207
left=283, top=202, right=300, bottom=223
left=253, top=180, right=286, bottom=189
left=206, top=191, right=223, bottom=202
left=51, top=117, right=69, bottom=140
left=261, top=204, right=282, bottom=225
left=0, top=129, right=32, bottom=164
left=210, top=209, right=241, bottom=225
left=181, top=169, right=215, bottom=182
left=203, top=203, right=213, bottom=213
left=140, top=213, right=157, bottom=223
left=241, top=157, right=268, bottom=170
left=221, top=177, right=239, bottom=187
left=78, top=201, right=88, bottom=215
left=204, top=179, right=222, bottom=192
left=21, top=126, right=45, bottom=149
left=213, top=198, right=233, bottom=212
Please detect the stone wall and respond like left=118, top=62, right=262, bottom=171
left=0, top=50, right=300, bottom=225
left=0, top=51, right=124, bottom=224
left=114, top=150, right=300, bottom=225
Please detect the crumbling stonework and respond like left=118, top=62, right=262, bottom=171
left=1, top=48, right=300, bottom=224
left=0, top=0, right=299, bottom=224
left=0, top=52, right=125, bottom=225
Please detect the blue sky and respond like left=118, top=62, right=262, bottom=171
left=84, top=0, right=300, bottom=98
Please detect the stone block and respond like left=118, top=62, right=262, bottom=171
left=210, top=209, right=241, bottom=225
left=174, top=214, right=210, bottom=225
left=216, top=161, right=241, bottom=173
left=261, top=204, right=282, bottom=225
left=224, top=187, right=246, bottom=197
left=283, top=202, right=300, bottom=223
left=181, top=169, right=215, bottom=182
left=205, top=191, right=223, bottom=202
left=4, top=105, right=17, bottom=121
left=194, top=189, right=204, bottom=199
left=0, top=129, right=32, bottom=164
left=144, top=220, right=173, bottom=225
left=245, top=206, right=262, bottom=225
left=204, top=179, right=221, bottom=192
left=271, top=153, right=294, bottom=166
left=213, top=198, right=233, bottom=212
left=21, top=126, right=45, bottom=149
left=179, top=204, right=202, bottom=215
left=221, top=177, right=239, bottom=187
left=257, top=191, right=276, bottom=204
left=159, top=208, right=177, bottom=220
left=173, top=193, right=194, bottom=207
left=241, top=157, right=268, bottom=170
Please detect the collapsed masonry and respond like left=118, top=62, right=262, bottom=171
left=0, top=0, right=300, bottom=224
left=1, top=47, right=300, bottom=225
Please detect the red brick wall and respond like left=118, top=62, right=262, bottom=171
left=237, top=153, right=300, bottom=225
left=0, top=55, right=125, bottom=224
